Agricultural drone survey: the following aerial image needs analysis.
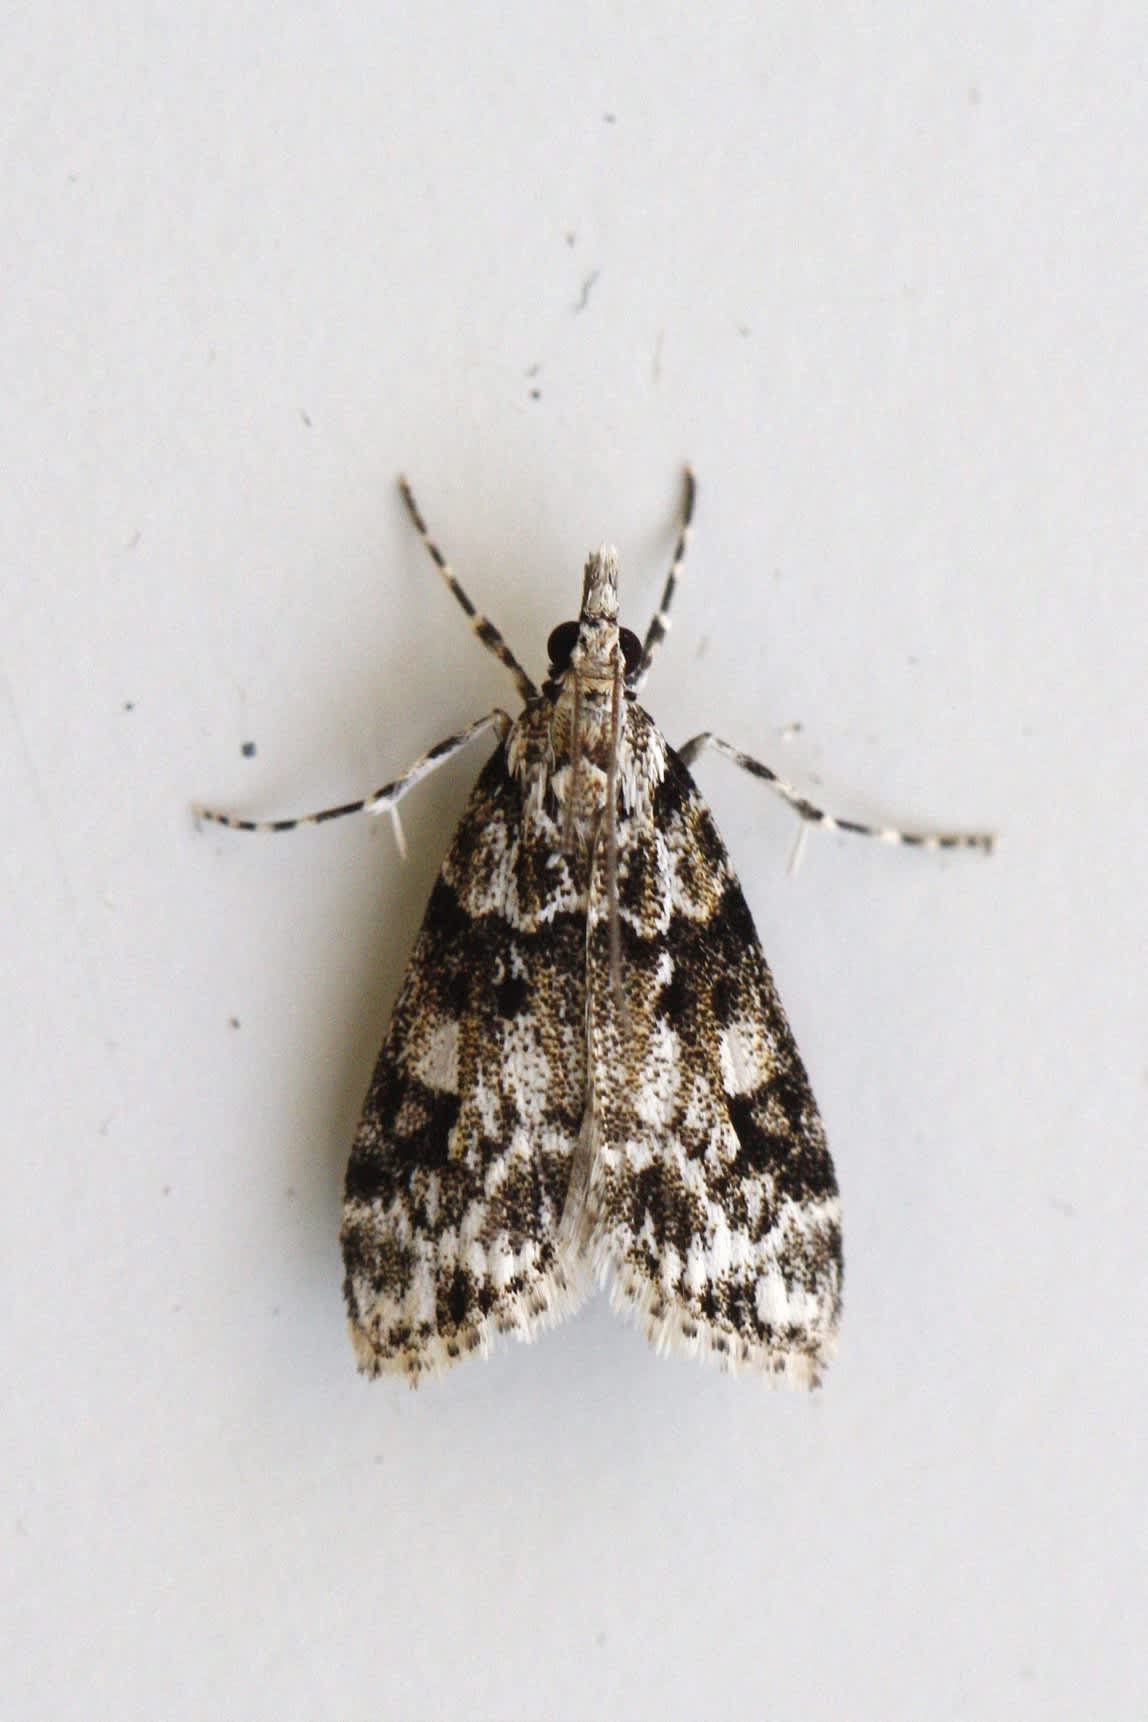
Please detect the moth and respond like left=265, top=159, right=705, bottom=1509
left=197, top=471, right=993, bottom=1386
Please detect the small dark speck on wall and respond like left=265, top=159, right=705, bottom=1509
left=241, top=740, right=257, bottom=758
left=575, top=269, right=600, bottom=313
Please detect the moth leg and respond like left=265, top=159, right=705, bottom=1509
left=677, top=732, right=996, bottom=854
left=194, top=710, right=511, bottom=835
left=630, top=466, right=696, bottom=693
left=398, top=476, right=538, bottom=704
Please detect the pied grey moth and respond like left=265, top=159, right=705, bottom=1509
left=197, top=470, right=993, bottom=1386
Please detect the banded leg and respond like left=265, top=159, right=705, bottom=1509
left=399, top=477, right=538, bottom=703
left=194, top=711, right=510, bottom=834
left=630, top=465, right=696, bottom=692
left=677, top=732, right=996, bottom=854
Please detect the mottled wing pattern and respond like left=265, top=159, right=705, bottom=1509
left=581, top=744, right=842, bottom=1384
left=341, top=743, right=590, bottom=1379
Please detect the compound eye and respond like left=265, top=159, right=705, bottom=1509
left=546, top=620, right=581, bottom=670
left=619, top=627, right=644, bottom=676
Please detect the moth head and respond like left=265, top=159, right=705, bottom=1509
left=580, top=544, right=620, bottom=624
left=545, top=546, right=643, bottom=686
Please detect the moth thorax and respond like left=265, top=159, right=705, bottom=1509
left=551, top=761, right=610, bottom=857
left=555, top=696, right=616, bottom=766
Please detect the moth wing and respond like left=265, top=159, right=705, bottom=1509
left=341, top=743, right=590, bottom=1379
left=581, top=748, right=842, bottom=1385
